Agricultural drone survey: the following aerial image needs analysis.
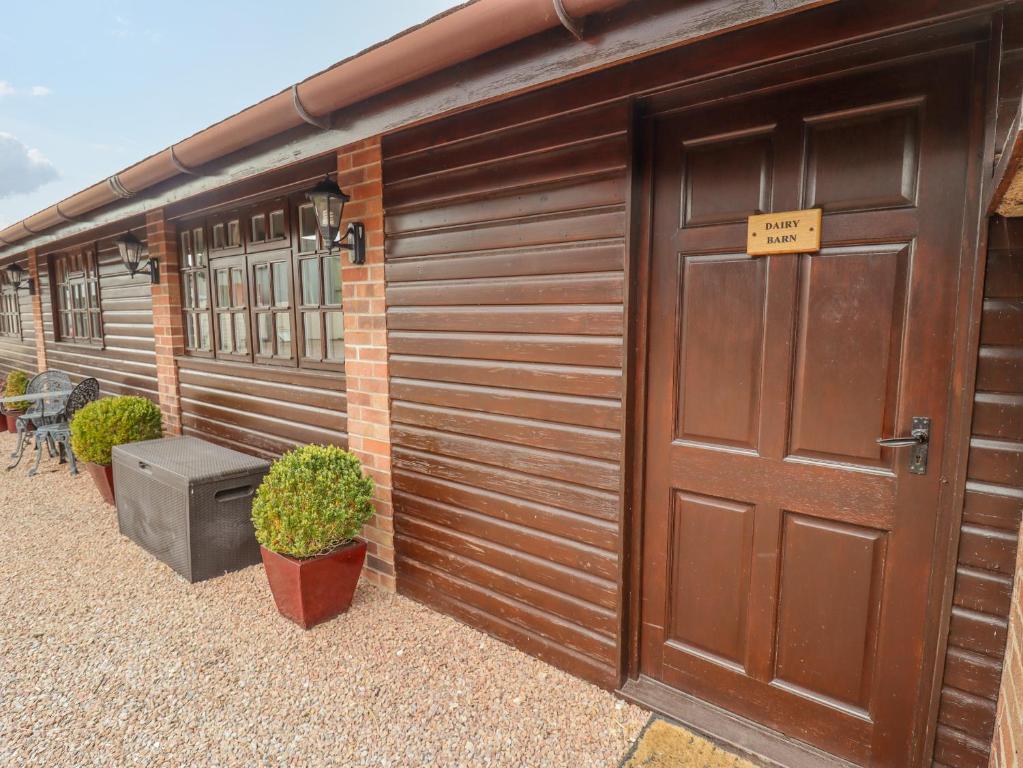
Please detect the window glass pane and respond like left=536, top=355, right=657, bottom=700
left=269, top=210, right=285, bottom=240
left=233, top=312, right=248, bottom=354
left=213, top=224, right=225, bottom=250
left=60, top=312, right=70, bottom=339
left=272, top=261, right=289, bottom=307
left=185, top=316, right=196, bottom=349
left=198, top=313, right=211, bottom=350
left=275, top=312, right=292, bottom=358
left=323, top=254, right=342, bottom=306
left=230, top=268, right=245, bottom=308
left=71, top=283, right=85, bottom=310
left=254, top=265, right=271, bottom=307
left=90, top=312, right=101, bottom=340
left=251, top=214, right=266, bottom=243
left=300, top=258, right=320, bottom=306
left=195, top=271, right=209, bottom=309
left=298, top=204, right=318, bottom=253
left=256, top=313, right=272, bottom=355
left=181, top=231, right=192, bottom=266
left=215, top=269, right=230, bottom=308
left=87, top=281, right=99, bottom=309
left=303, top=312, right=322, bottom=359
left=217, top=313, right=231, bottom=352
left=182, top=274, right=195, bottom=309
left=326, top=311, right=345, bottom=361
left=227, top=220, right=241, bottom=247
left=193, top=228, right=206, bottom=266
left=74, top=312, right=88, bottom=339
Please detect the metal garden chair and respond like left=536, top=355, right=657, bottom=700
left=8, top=370, right=72, bottom=470
left=29, top=378, right=99, bottom=477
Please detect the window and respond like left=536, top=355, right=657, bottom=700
left=180, top=228, right=212, bottom=353
left=252, top=255, right=293, bottom=363
left=53, top=248, right=102, bottom=345
left=179, top=193, right=344, bottom=369
left=0, top=269, right=21, bottom=338
left=248, top=202, right=288, bottom=252
left=212, top=258, right=249, bottom=360
left=297, top=252, right=344, bottom=367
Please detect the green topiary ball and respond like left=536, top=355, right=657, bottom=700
left=69, top=396, right=164, bottom=466
left=252, top=445, right=375, bottom=559
left=4, top=370, right=31, bottom=412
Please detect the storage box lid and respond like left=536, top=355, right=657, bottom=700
left=112, top=437, right=270, bottom=483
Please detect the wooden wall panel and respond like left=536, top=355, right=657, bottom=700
left=933, top=217, right=1023, bottom=768
left=0, top=256, right=38, bottom=383
left=177, top=356, right=347, bottom=460
left=39, top=230, right=158, bottom=400
left=383, top=95, right=630, bottom=687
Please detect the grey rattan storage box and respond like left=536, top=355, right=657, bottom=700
left=112, top=437, right=271, bottom=583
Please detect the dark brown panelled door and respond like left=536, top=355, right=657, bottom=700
left=640, top=56, right=972, bottom=767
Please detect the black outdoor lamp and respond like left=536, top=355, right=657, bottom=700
left=115, top=231, right=159, bottom=284
left=3, top=263, right=34, bottom=294
left=305, top=176, right=366, bottom=264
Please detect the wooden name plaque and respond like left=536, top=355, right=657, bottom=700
left=747, top=208, right=822, bottom=256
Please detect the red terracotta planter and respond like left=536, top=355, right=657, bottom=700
left=260, top=540, right=367, bottom=629
left=5, top=412, right=21, bottom=433
left=0, top=415, right=6, bottom=433
left=85, top=462, right=116, bottom=505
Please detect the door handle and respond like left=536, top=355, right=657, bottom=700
left=877, top=417, right=930, bottom=475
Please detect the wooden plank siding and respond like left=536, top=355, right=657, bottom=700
left=383, top=95, right=631, bottom=687
left=177, top=356, right=347, bottom=461
left=0, top=256, right=38, bottom=383
left=38, top=230, right=158, bottom=400
left=932, top=219, right=1023, bottom=768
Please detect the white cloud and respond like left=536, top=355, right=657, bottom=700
left=0, top=133, right=59, bottom=198
left=30, top=85, right=51, bottom=97
left=0, top=81, right=14, bottom=97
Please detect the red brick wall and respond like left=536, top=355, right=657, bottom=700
left=338, top=138, right=395, bottom=591
left=145, top=210, right=185, bottom=436
left=27, top=248, right=46, bottom=372
left=990, top=529, right=1023, bottom=767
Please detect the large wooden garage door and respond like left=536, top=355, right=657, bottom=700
left=640, top=57, right=972, bottom=766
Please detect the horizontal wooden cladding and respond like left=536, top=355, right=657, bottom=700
left=935, top=233, right=1023, bottom=765
left=385, top=93, right=630, bottom=686
left=178, top=356, right=346, bottom=460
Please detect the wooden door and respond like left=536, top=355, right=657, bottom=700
left=639, top=57, right=972, bottom=767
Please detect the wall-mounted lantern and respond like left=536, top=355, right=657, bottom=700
left=4, top=263, right=34, bottom=294
left=305, top=177, right=366, bottom=264
left=116, top=231, right=159, bottom=284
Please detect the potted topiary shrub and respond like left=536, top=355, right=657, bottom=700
left=3, top=370, right=30, bottom=433
left=70, top=396, right=163, bottom=504
left=252, top=445, right=374, bottom=629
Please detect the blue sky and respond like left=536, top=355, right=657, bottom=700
left=0, top=0, right=460, bottom=229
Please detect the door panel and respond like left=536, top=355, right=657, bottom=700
left=788, top=245, right=910, bottom=465
left=640, top=57, right=971, bottom=767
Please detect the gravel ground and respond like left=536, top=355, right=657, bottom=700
left=0, top=432, right=649, bottom=768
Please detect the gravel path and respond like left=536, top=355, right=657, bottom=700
left=0, top=433, right=649, bottom=767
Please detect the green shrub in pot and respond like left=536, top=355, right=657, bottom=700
left=252, top=445, right=374, bottom=559
left=4, top=370, right=31, bottom=412
left=70, top=395, right=164, bottom=467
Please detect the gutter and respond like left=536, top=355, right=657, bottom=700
left=0, top=0, right=631, bottom=249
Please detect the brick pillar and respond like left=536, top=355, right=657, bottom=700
left=26, top=249, right=46, bottom=372
left=338, top=137, right=394, bottom=592
left=145, top=210, right=185, bottom=436
left=990, top=526, right=1022, bottom=767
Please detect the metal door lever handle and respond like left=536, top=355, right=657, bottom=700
left=877, top=417, right=931, bottom=475
left=876, top=432, right=928, bottom=448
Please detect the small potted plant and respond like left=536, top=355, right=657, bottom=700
left=3, top=370, right=30, bottom=433
left=69, top=396, right=163, bottom=504
left=252, top=445, right=374, bottom=629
